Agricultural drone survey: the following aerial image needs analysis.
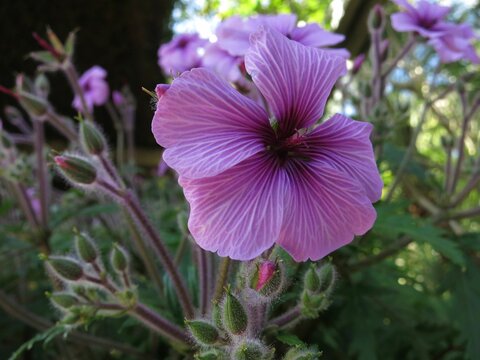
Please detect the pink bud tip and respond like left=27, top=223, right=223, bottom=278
left=54, top=156, right=68, bottom=168
left=256, top=261, right=276, bottom=291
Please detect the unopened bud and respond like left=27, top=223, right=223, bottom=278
left=75, top=232, right=98, bottom=263
left=18, top=91, right=48, bottom=117
left=186, top=320, right=219, bottom=345
left=112, top=90, right=124, bottom=106
left=352, top=54, right=365, bottom=75
left=79, top=121, right=107, bottom=155
left=222, top=289, right=248, bottom=335
left=50, top=292, right=79, bottom=309
left=368, top=4, right=385, bottom=31
left=380, top=39, right=390, bottom=62
left=34, top=73, right=50, bottom=98
left=252, top=260, right=282, bottom=296
left=234, top=340, right=270, bottom=360
left=54, top=155, right=97, bottom=185
left=317, top=263, right=336, bottom=294
left=48, top=256, right=83, bottom=281
left=110, top=244, right=129, bottom=272
left=195, top=349, right=227, bottom=360
left=304, top=266, right=321, bottom=293
left=211, top=301, right=224, bottom=330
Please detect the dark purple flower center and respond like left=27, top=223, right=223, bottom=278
left=418, top=16, right=438, bottom=29
left=265, top=127, right=309, bottom=165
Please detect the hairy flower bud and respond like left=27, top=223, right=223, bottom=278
left=195, top=349, right=227, bottom=360
left=186, top=320, right=219, bottom=345
left=75, top=232, right=98, bottom=263
left=234, top=340, right=270, bottom=360
left=18, top=91, right=48, bottom=117
left=79, top=121, right=107, bottom=155
left=222, top=289, right=248, bottom=335
left=54, top=155, right=97, bottom=185
left=316, top=263, right=336, bottom=294
left=110, top=244, right=129, bottom=273
left=48, top=256, right=83, bottom=281
left=304, top=266, right=321, bottom=293
left=251, top=260, right=282, bottom=297
left=211, top=301, right=224, bottom=330
left=49, top=292, right=79, bottom=309
left=34, top=73, right=50, bottom=98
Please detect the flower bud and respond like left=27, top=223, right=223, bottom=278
left=186, top=320, right=219, bottom=345
left=222, top=289, right=248, bottom=335
left=316, top=263, right=336, bottom=294
left=18, top=91, right=48, bottom=117
left=211, top=301, right=224, bottom=330
left=49, top=292, right=79, bottom=309
left=75, top=232, right=98, bottom=263
left=251, top=260, right=282, bottom=297
left=380, top=39, right=390, bottom=62
left=233, top=340, right=270, bottom=360
left=34, top=73, right=50, bottom=98
left=54, top=155, right=97, bottom=185
left=47, top=256, right=83, bottom=281
left=352, top=54, right=365, bottom=75
left=79, top=121, right=107, bottom=155
left=112, top=90, right=125, bottom=106
left=304, top=266, right=321, bottom=293
left=195, top=349, right=227, bottom=360
left=368, top=4, right=385, bottom=31
left=110, top=244, right=129, bottom=273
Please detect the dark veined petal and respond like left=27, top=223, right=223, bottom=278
left=277, top=161, right=377, bottom=261
left=303, top=114, right=383, bottom=202
left=152, top=68, right=270, bottom=179
left=245, top=26, right=346, bottom=133
left=180, top=153, right=286, bottom=260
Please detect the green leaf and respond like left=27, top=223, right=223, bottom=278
left=276, top=332, right=305, bottom=346
left=8, top=326, right=67, bottom=360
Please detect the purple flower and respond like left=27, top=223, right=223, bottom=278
left=158, top=34, right=207, bottom=75
left=151, top=27, right=382, bottom=261
left=428, top=23, right=480, bottom=64
left=352, top=53, right=366, bottom=74
left=202, top=43, right=245, bottom=84
left=215, top=14, right=349, bottom=58
left=391, top=0, right=451, bottom=38
left=73, top=66, right=109, bottom=112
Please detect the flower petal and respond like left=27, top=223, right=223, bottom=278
left=277, top=161, right=377, bottom=261
left=290, top=23, right=345, bottom=48
left=180, top=153, right=285, bottom=260
left=245, top=26, right=346, bottom=133
left=302, top=114, right=383, bottom=202
left=152, top=68, right=270, bottom=178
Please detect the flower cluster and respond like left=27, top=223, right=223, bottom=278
left=391, top=0, right=479, bottom=63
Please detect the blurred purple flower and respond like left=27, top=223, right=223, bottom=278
left=391, top=0, right=479, bottom=64
left=152, top=27, right=382, bottom=261
left=112, top=90, right=124, bottom=106
left=428, top=23, right=480, bottom=64
left=73, top=66, right=109, bottom=112
left=158, top=34, right=207, bottom=75
left=391, top=0, right=450, bottom=38
left=216, top=14, right=349, bottom=58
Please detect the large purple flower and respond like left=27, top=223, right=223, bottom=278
left=158, top=33, right=207, bottom=75
left=152, top=27, right=382, bottom=261
left=391, top=0, right=450, bottom=38
left=73, top=66, right=109, bottom=112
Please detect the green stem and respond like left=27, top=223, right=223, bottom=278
left=213, top=257, right=231, bottom=303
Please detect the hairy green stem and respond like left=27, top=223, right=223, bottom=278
left=213, top=257, right=231, bottom=303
